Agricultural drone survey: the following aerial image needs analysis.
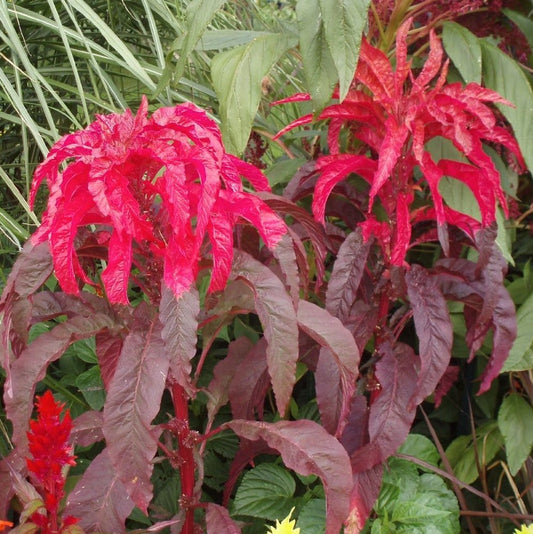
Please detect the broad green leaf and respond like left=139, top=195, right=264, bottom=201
left=502, top=291, right=533, bottom=372
left=444, top=422, right=503, bottom=484
left=75, top=366, right=105, bottom=410
left=212, top=33, right=294, bottom=154
left=498, top=393, right=533, bottom=475
left=233, top=463, right=296, bottom=520
left=196, top=29, right=272, bottom=51
left=297, top=499, right=326, bottom=534
left=481, top=39, right=533, bottom=173
left=318, top=0, right=370, bottom=101
left=397, top=434, right=440, bottom=468
left=442, top=22, right=482, bottom=84
left=296, top=0, right=338, bottom=111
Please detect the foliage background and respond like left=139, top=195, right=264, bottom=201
left=2, top=1, right=533, bottom=533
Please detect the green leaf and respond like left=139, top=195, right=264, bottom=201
left=75, top=366, right=105, bottom=410
left=480, top=39, right=533, bottom=173
left=498, top=394, right=533, bottom=475
left=174, top=0, right=228, bottom=81
left=502, top=9, right=533, bottom=54
left=442, top=22, right=482, bottom=84
left=318, top=0, right=370, bottom=101
left=233, top=463, right=296, bottom=520
left=296, top=0, right=338, bottom=111
left=297, top=499, right=326, bottom=534
left=212, top=33, right=294, bottom=154
left=397, top=434, right=440, bottom=468
left=502, top=291, right=533, bottom=372
left=444, top=422, right=503, bottom=484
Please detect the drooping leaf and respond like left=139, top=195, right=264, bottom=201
left=442, top=22, right=482, bottom=84
left=205, top=503, right=241, bottom=534
left=226, top=419, right=352, bottom=534
left=297, top=300, right=360, bottom=435
left=65, top=450, right=134, bottom=534
left=228, top=338, right=270, bottom=420
left=172, top=0, right=228, bottom=82
left=481, top=38, right=533, bottom=173
left=296, top=0, right=338, bottom=111
left=103, top=305, right=170, bottom=513
left=318, top=0, right=371, bottom=101
left=160, top=285, right=199, bottom=395
left=4, top=312, right=116, bottom=452
left=325, top=228, right=371, bottom=322
left=498, top=393, right=533, bottom=476
left=349, top=341, right=418, bottom=473
left=212, top=33, right=294, bottom=154
left=230, top=251, right=299, bottom=417
left=406, top=265, right=453, bottom=407
left=233, top=463, right=296, bottom=520
left=206, top=336, right=253, bottom=426
left=71, top=411, right=104, bottom=448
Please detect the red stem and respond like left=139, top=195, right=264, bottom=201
left=170, top=381, right=196, bottom=534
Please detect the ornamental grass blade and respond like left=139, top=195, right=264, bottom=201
left=406, top=265, right=453, bottom=407
left=103, top=305, right=170, bottom=513
left=226, top=419, right=352, bottom=534
left=230, top=251, right=298, bottom=417
left=66, top=450, right=134, bottom=534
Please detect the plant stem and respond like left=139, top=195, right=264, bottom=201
left=170, top=381, right=196, bottom=534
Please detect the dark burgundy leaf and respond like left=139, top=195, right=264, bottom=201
left=96, top=329, right=125, bottom=390
left=226, top=419, right=352, bottom=534
left=103, top=304, right=169, bottom=513
left=326, top=228, right=371, bottom=322
left=296, top=300, right=360, bottom=436
left=0, top=452, right=25, bottom=518
left=205, top=503, right=242, bottom=534
left=65, top=449, right=135, bottom=533
left=160, top=284, right=200, bottom=396
left=434, top=365, right=460, bottom=408
left=206, top=336, right=253, bottom=427
left=340, top=394, right=369, bottom=454
left=345, top=464, right=384, bottom=534
left=406, top=264, right=453, bottom=407
left=228, top=338, right=270, bottom=421
left=230, top=251, right=299, bottom=417
left=349, top=341, right=418, bottom=473
left=71, top=410, right=105, bottom=447
left=4, top=312, right=116, bottom=453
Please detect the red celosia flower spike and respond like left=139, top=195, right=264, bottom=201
left=276, top=18, right=524, bottom=265
left=30, top=96, right=287, bottom=304
left=26, top=390, right=78, bottom=533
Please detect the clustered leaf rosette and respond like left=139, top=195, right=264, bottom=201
left=276, top=19, right=524, bottom=265
left=30, top=96, right=287, bottom=304
left=26, top=390, right=78, bottom=533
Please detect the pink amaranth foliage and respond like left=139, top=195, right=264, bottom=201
left=276, top=18, right=524, bottom=266
left=26, top=390, right=78, bottom=533
left=30, top=96, right=287, bottom=304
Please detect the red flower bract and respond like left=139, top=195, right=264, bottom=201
left=30, top=97, right=287, bottom=304
left=276, top=19, right=524, bottom=265
left=26, top=391, right=77, bottom=531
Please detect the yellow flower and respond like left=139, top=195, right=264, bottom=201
left=267, top=508, right=300, bottom=534
left=515, top=525, right=533, bottom=534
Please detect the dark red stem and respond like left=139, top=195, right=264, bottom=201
left=170, top=381, right=196, bottom=534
